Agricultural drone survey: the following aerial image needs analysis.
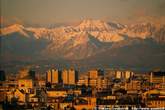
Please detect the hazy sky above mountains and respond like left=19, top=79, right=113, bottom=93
left=1, top=0, right=165, bottom=26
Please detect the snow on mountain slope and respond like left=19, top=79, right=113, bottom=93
left=0, top=24, right=29, bottom=37
left=1, top=19, right=164, bottom=43
left=43, top=31, right=104, bottom=59
left=76, top=19, right=114, bottom=31
left=70, top=32, right=91, bottom=47
left=121, top=22, right=156, bottom=39
left=26, top=27, right=53, bottom=40
left=0, top=19, right=126, bottom=43
left=74, top=19, right=125, bottom=42
left=154, top=25, right=165, bottom=43
left=89, top=31, right=124, bottom=42
left=1, top=19, right=165, bottom=60
left=1, top=19, right=165, bottom=70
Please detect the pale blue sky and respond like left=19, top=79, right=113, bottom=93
left=1, top=0, right=165, bottom=26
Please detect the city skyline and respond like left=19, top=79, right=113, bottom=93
left=0, top=67, right=165, bottom=109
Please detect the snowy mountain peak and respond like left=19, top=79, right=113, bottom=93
left=9, top=24, right=24, bottom=29
left=77, top=19, right=113, bottom=32
left=121, top=22, right=156, bottom=39
left=1, top=19, right=164, bottom=44
left=70, top=32, right=90, bottom=47
left=0, top=24, right=29, bottom=37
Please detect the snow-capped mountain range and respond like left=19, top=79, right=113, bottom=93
left=1, top=19, right=164, bottom=42
left=1, top=19, right=165, bottom=70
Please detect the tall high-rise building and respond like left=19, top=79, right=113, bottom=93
left=62, top=69, right=69, bottom=84
left=18, top=68, right=29, bottom=79
left=18, top=68, right=36, bottom=80
left=115, top=70, right=134, bottom=79
left=88, top=69, right=99, bottom=79
left=124, top=71, right=134, bottom=79
left=0, top=70, right=5, bottom=81
left=115, top=71, right=122, bottom=79
left=68, top=69, right=77, bottom=85
left=150, top=71, right=165, bottom=84
left=18, top=69, right=36, bottom=93
left=62, top=69, right=78, bottom=85
left=46, top=69, right=60, bottom=84
left=29, top=70, right=36, bottom=80
left=47, top=70, right=52, bottom=83
left=52, top=69, right=60, bottom=84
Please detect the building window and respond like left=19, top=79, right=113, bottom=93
left=21, top=84, right=25, bottom=87
left=31, top=99, right=34, bottom=102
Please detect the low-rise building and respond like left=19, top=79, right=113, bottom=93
left=143, top=89, right=165, bottom=108
left=47, top=89, right=67, bottom=97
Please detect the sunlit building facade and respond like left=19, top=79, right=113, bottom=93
left=62, top=69, right=78, bottom=85
left=46, top=69, right=60, bottom=84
